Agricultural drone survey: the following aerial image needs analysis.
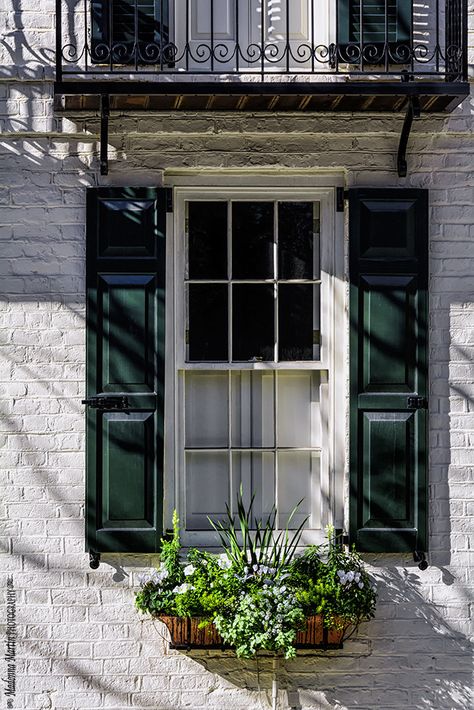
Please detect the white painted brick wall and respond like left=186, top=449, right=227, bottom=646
left=1, top=2, right=473, bottom=708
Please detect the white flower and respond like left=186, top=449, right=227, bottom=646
left=153, top=568, right=169, bottom=584
left=358, top=582, right=364, bottom=589
left=354, top=572, right=361, bottom=583
left=172, top=583, right=192, bottom=594
left=183, top=564, right=195, bottom=577
left=138, top=567, right=168, bottom=587
left=137, top=572, right=150, bottom=586
left=347, top=571, right=355, bottom=583
left=337, top=570, right=348, bottom=585
left=217, top=554, right=232, bottom=570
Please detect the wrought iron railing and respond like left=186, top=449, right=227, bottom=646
left=56, top=0, right=468, bottom=82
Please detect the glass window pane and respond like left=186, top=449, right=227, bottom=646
left=188, top=284, right=228, bottom=361
left=186, top=451, right=229, bottom=530
left=185, top=372, right=228, bottom=447
left=278, top=202, right=317, bottom=279
left=277, top=452, right=319, bottom=528
left=277, top=372, right=321, bottom=448
left=232, top=451, right=275, bottom=526
left=231, top=371, right=275, bottom=448
left=232, top=202, right=274, bottom=279
left=279, top=284, right=319, bottom=361
left=188, top=201, right=227, bottom=279
left=232, top=284, right=274, bottom=361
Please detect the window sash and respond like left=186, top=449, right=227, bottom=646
left=184, top=199, right=321, bottom=364
left=166, top=184, right=344, bottom=547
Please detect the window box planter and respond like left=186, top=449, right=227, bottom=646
left=137, top=503, right=376, bottom=659
left=159, top=614, right=345, bottom=651
left=159, top=615, right=223, bottom=648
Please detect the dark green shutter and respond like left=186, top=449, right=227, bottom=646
left=86, top=187, right=166, bottom=553
left=349, top=188, right=428, bottom=553
left=91, top=1, right=169, bottom=64
left=337, top=0, right=412, bottom=63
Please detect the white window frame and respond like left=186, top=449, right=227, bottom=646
left=163, top=175, right=345, bottom=548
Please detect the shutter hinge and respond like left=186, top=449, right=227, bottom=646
left=407, top=396, right=428, bottom=410
left=166, top=187, right=173, bottom=213
left=336, top=187, right=348, bottom=212
left=82, top=395, right=129, bottom=410
left=334, top=529, right=350, bottom=548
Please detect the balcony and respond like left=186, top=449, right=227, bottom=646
left=55, top=0, right=469, bottom=113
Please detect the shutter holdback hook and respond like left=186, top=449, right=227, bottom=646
left=89, top=552, right=101, bottom=569
left=413, top=551, right=428, bottom=571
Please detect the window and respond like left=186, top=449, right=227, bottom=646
left=168, top=186, right=345, bottom=547
left=84, top=184, right=428, bottom=555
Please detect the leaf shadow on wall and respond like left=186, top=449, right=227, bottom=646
left=186, top=565, right=473, bottom=710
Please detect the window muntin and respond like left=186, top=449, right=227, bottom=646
left=185, top=200, right=321, bottom=364
left=183, top=369, right=322, bottom=530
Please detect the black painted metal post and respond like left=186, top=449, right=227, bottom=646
left=100, top=94, right=110, bottom=176
left=55, top=0, right=62, bottom=82
left=461, top=0, right=468, bottom=80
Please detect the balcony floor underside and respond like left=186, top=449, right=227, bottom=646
left=54, top=81, right=469, bottom=113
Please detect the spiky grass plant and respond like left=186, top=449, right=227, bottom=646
left=209, top=489, right=307, bottom=573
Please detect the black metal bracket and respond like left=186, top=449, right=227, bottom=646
left=89, top=552, right=101, bottom=569
left=336, top=187, right=349, bottom=212
left=413, top=551, right=428, bottom=571
left=407, top=396, right=428, bottom=410
left=334, top=529, right=350, bottom=547
left=166, top=187, right=173, bottom=212
left=100, top=94, right=110, bottom=176
left=82, top=395, right=129, bottom=410
left=397, top=95, right=420, bottom=178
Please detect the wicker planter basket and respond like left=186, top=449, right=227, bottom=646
left=159, top=614, right=344, bottom=650
left=159, top=616, right=223, bottom=648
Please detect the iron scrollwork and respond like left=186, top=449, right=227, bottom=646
left=57, top=1, right=466, bottom=81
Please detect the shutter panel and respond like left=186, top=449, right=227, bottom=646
left=91, top=1, right=169, bottom=64
left=349, top=188, right=428, bottom=553
left=86, top=187, right=166, bottom=553
left=337, top=0, right=412, bottom=63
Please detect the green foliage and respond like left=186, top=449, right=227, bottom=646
left=135, top=510, right=184, bottom=617
left=160, top=510, right=183, bottom=582
left=213, top=574, right=305, bottom=659
left=290, top=526, right=377, bottom=629
left=134, top=509, right=377, bottom=659
left=173, top=549, right=241, bottom=620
